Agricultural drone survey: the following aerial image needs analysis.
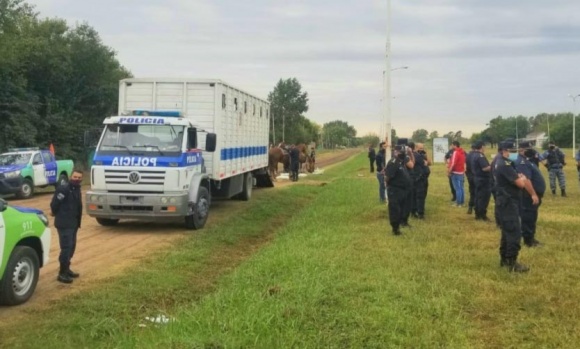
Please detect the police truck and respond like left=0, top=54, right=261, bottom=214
left=86, top=78, right=273, bottom=229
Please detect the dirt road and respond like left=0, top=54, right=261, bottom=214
left=0, top=149, right=359, bottom=319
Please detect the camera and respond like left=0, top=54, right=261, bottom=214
left=396, top=138, right=409, bottom=154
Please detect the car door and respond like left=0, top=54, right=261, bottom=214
left=32, top=153, right=48, bottom=186
left=42, top=151, right=57, bottom=184
left=0, top=211, right=5, bottom=270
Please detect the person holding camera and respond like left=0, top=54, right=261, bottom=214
left=540, top=141, right=566, bottom=196
left=397, top=139, right=415, bottom=227
left=385, top=145, right=412, bottom=235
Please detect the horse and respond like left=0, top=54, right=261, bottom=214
left=296, top=143, right=315, bottom=173
left=268, top=145, right=289, bottom=181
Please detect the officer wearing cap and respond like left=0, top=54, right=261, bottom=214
left=491, top=139, right=514, bottom=227
left=411, top=142, right=430, bottom=219
left=465, top=143, right=478, bottom=215
left=385, top=145, right=412, bottom=235
left=472, top=141, right=492, bottom=221
left=493, top=141, right=539, bottom=272
left=540, top=141, right=567, bottom=196
left=516, top=141, right=546, bottom=247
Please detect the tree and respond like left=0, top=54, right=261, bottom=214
left=428, top=130, right=439, bottom=140
left=359, top=133, right=380, bottom=147
left=322, top=120, right=356, bottom=148
left=0, top=0, right=131, bottom=164
left=268, top=78, right=311, bottom=144
left=411, top=129, right=429, bottom=143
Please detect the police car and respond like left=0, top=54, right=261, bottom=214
left=0, top=198, right=51, bottom=306
left=0, top=147, right=74, bottom=199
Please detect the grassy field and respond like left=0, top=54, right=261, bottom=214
left=1, top=149, right=580, bottom=348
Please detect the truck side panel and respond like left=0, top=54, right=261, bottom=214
left=119, top=79, right=269, bottom=182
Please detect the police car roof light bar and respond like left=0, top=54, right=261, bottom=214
left=131, top=110, right=182, bottom=117
left=8, top=147, right=40, bottom=152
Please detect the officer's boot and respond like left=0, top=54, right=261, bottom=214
left=67, top=268, right=80, bottom=278
left=499, top=257, right=508, bottom=267
left=504, top=258, right=530, bottom=273
left=552, top=189, right=556, bottom=195
left=467, top=206, right=473, bottom=214
left=57, top=266, right=73, bottom=284
left=392, top=226, right=402, bottom=235
left=561, top=189, right=567, bottom=197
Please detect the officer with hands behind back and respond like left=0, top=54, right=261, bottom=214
left=493, top=142, right=539, bottom=273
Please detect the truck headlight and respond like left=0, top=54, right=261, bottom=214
left=4, top=170, right=21, bottom=179
left=169, top=198, right=177, bottom=204
left=160, top=197, right=168, bottom=204
left=37, top=213, right=49, bottom=227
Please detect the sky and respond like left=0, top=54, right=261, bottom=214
left=32, top=0, right=580, bottom=138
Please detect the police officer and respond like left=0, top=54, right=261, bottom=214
left=490, top=141, right=510, bottom=228
left=410, top=142, right=429, bottom=219
left=540, top=141, right=567, bottom=196
left=368, top=144, right=376, bottom=173
left=465, top=143, right=478, bottom=214
left=517, top=142, right=546, bottom=247
left=385, top=145, right=412, bottom=235
left=50, top=169, right=84, bottom=283
left=289, top=144, right=300, bottom=182
left=472, top=141, right=492, bottom=221
left=493, top=142, right=539, bottom=272
left=399, top=139, right=415, bottom=226
left=375, top=142, right=387, bottom=203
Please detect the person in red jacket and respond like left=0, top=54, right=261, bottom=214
left=447, top=141, right=466, bottom=207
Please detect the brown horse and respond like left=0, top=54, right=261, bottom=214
left=296, top=144, right=315, bottom=173
left=268, top=146, right=289, bottom=181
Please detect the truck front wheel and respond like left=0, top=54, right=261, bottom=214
left=0, top=246, right=40, bottom=306
left=96, top=218, right=120, bottom=226
left=16, top=179, right=34, bottom=199
left=185, top=187, right=209, bottom=230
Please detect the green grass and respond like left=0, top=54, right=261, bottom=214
left=2, top=151, right=580, bottom=348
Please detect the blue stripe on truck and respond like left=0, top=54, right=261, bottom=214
left=220, top=146, right=267, bottom=160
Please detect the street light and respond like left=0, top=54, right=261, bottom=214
left=569, top=94, right=580, bottom=158
left=381, top=66, right=408, bottom=144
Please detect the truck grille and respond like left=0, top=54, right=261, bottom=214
left=110, top=205, right=154, bottom=212
left=104, top=169, right=165, bottom=185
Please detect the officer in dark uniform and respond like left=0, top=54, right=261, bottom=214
left=399, top=139, right=415, bottom=226
left=289, top=144, right=300, bottom=182
left=385, top=145, right=412, bottom=235
left=540, top=141, right=567, bottom=196
left=490, top=142, right=509, bottom=228
left=50, top=169, right=84, bottom=283
left=410, top=142, right=428, bottom=219
left=493, top=142, right=539, bottom=272
left=472, top=141, right=492, bottom=221
left=368, top=145, right=376, bottom=172
left=375, top=142, right=387, bottom=203
left=465, top=143, right=478, bottom=214
left=516, top=142, right=546, bottom=247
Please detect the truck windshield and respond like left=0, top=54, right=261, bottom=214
left=0, top=153, right=32, bottom=166
left=98, top=124, right=185, bottom=154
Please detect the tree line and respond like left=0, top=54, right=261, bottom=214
left=0, top=0, right=361, bottom=163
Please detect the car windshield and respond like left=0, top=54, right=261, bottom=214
left=0, top=153, right=32, bottom=166
left=98, top=124, right=185, bottom=153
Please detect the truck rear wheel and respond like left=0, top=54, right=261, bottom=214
left=0, top=246, right=40, bottom=306
left=96, top=218, right=120, bottom=226
left=16, top=179, right=34, bottom=199
left=185, top=187, right=209, bottom=230
left=236, top=173, right=253, bottom=201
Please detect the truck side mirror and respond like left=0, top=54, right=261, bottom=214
left=0, top=199, right=7, bottom=212
left=205, top=133, right=217, bottom=152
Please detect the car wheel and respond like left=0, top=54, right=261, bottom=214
left=0, top=246, right=40, bottom=306
left=58, top=173, right=68, bottom=187
left=16, top=179, right=34, bottom=199
left=185, top=186, right=209, bottom=230
left=96, top=218, right=120, bottom=226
